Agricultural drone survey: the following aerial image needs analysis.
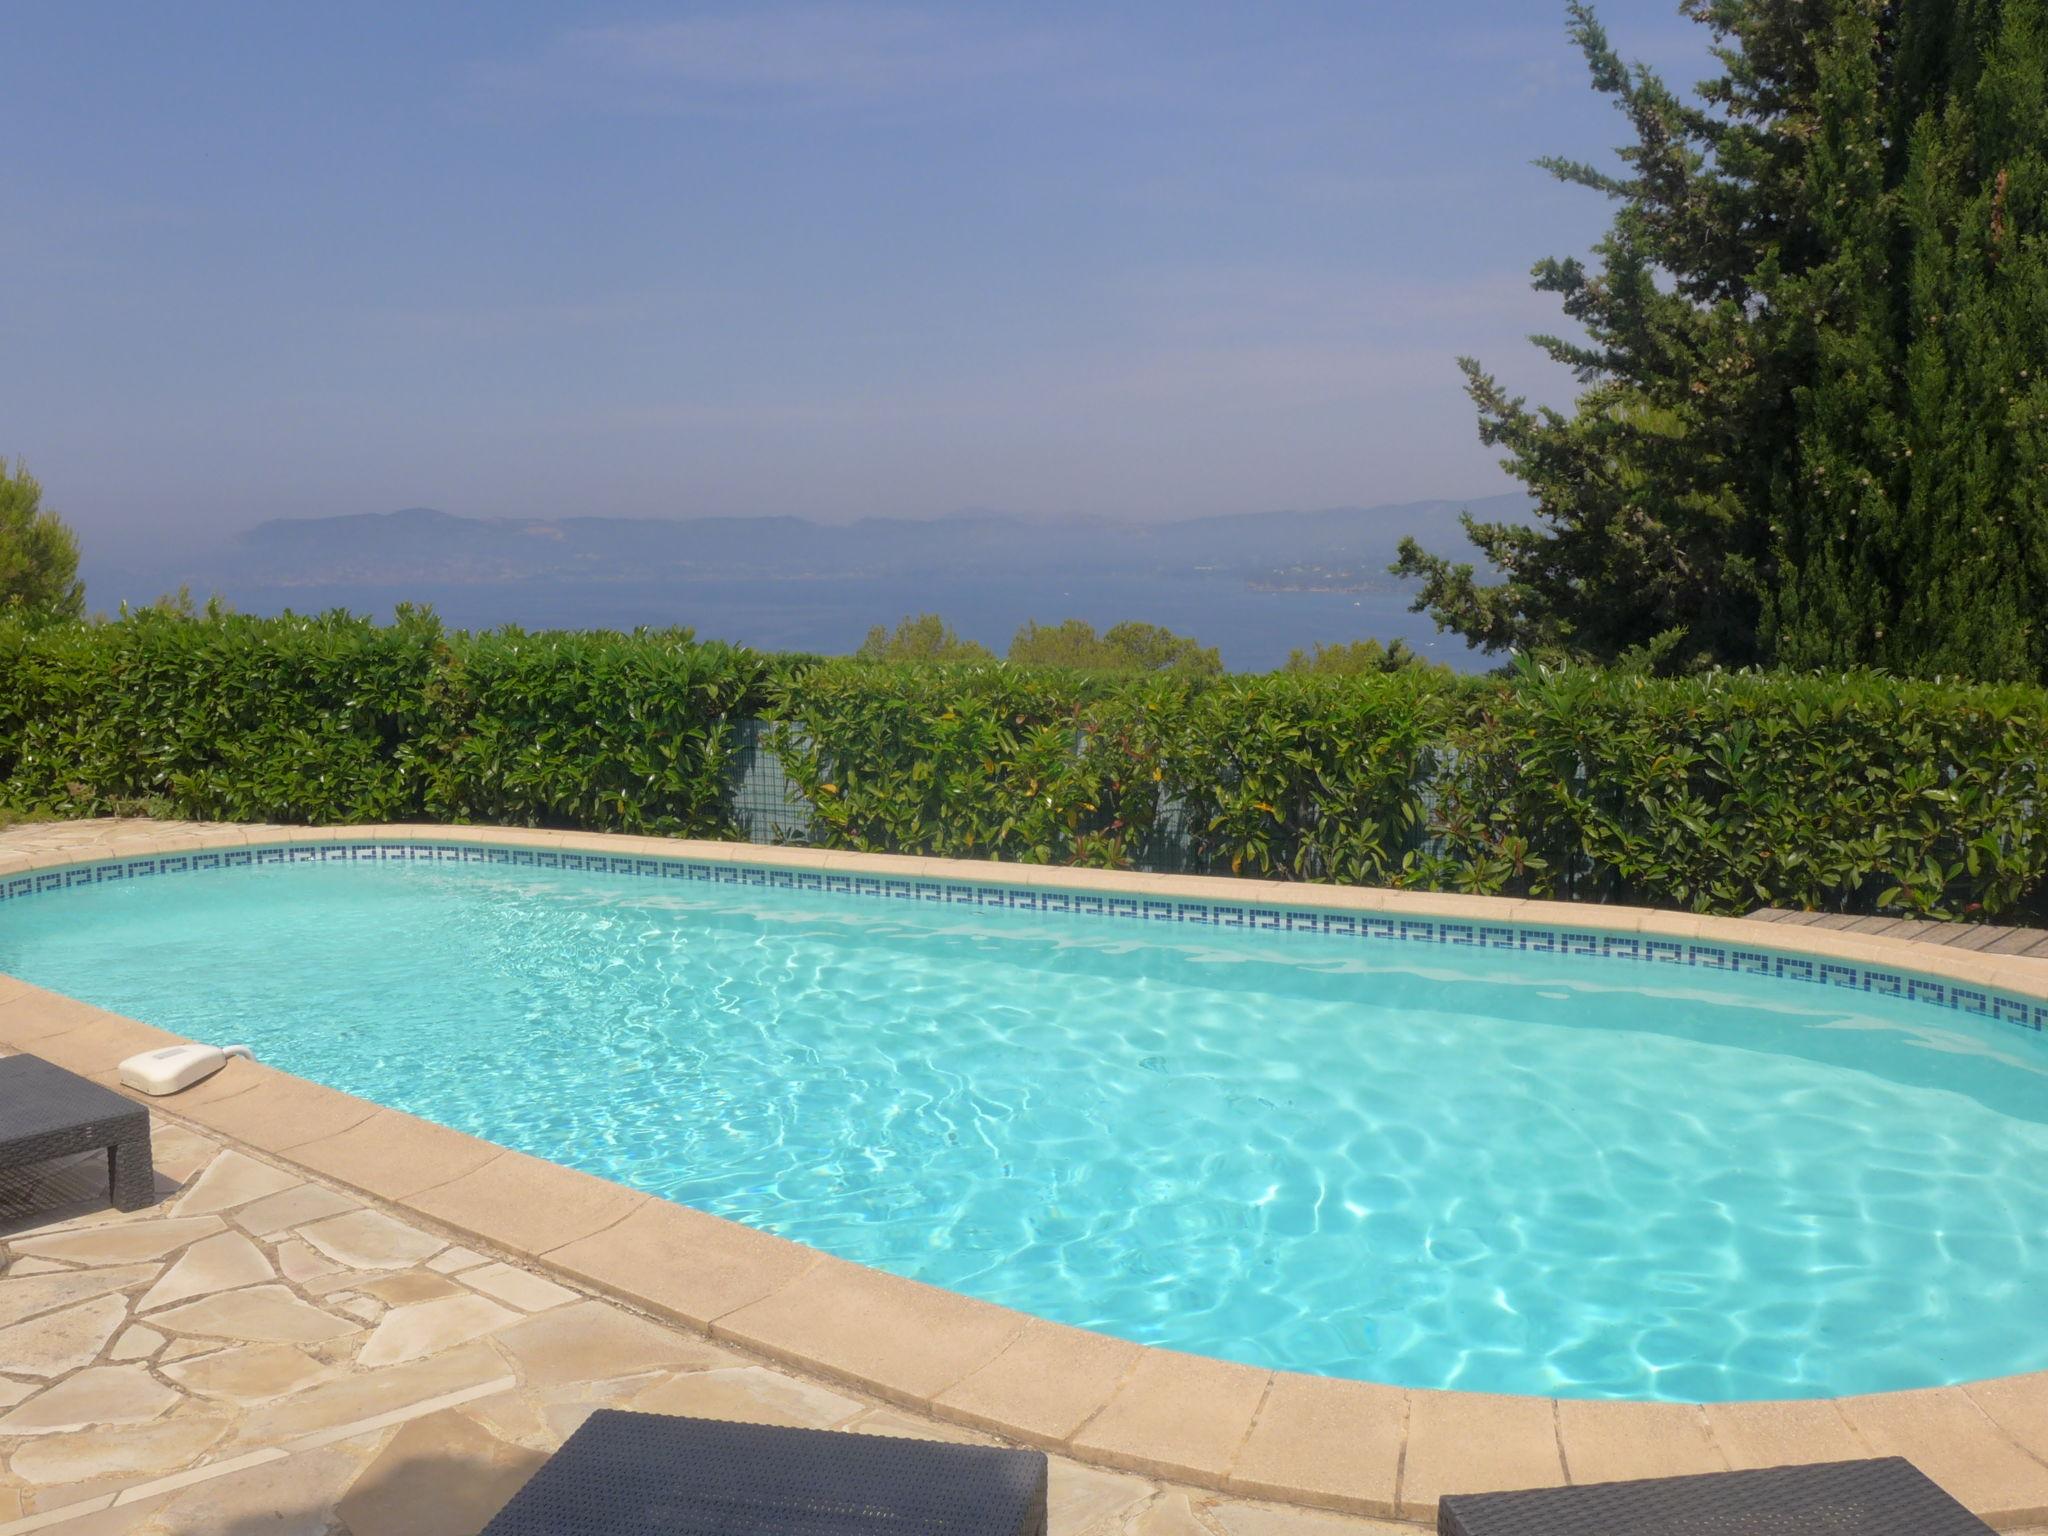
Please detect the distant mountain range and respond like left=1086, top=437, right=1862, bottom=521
left=207, top=495, right=1530, bottom=592
left=80, top=495, right=1531, bottom=670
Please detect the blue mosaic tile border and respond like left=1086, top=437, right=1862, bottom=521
left=8, top=839, right=2046, bottom=1037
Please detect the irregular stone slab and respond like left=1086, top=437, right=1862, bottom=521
left=230, top=1182, right=360, bottom=1237
left=153, top=1444, right=364, bottom=1536
left=301, top=1269, right=373, bottom=1298
left=171, top=1151, right=300, bottom=1217
left=626, top=1366, right=863, bottom=1430
left=527, top=1370, right=669, bottom=1441
left=335, top=1407, right=548, bottom=1536
left=149, top=1124, right=222, bottom=1185
left=0, top=1375, right=36, bottom=1408
left=9, top=1412, right=232, bottom=1485
left=150, top=1284, right=358, bottom=1344
left=843, top=1408, right=995, bottom=1444
left=72, top=1486, right=207, bottom=1535
left=299, top=1208, right=446, bottom=1270
left=0, top=1156, right=120, bottom=1236
left=2, top=1187, right=119, bottom=1242
left=425, top=1246, right=486, bottom=1275
left=0, top=1365, right=181, bottom=1435
left=355, top=1270, right=466, bottom=1306
left=163, top=1343, right=336, bottom=1406
left=5, top=1257, right=68, bottom=1274
left=0, top=1264, right=159, bottom=1329
left=458, top=1388, right=554, bottom=1451
left=338, top=1295, right=387, bottom=1323
left=15, top=1477, right=153, bottom=1524
left=274, top=1237, right=344, bottom=1283
left=0, top=1293, right=130, bottom=1377
left=493, top=1300, right=738, bottom=1391
left=12, top=1216, right=225, bottom=1266
left=356, top=1293, right=520, bottom=1369
left=158, top=1338, right=218, bottom=1363
left=459, top=1262, right=578, bottom=1313
left=138, top=1231, right=274, bottom=1312
left=1207, top=1499, right=1412, bottom=1536
left=1130, top=1490, right=1219, bottom=1536
left=1046, top=1457, right=1156, bottom=1535
left=543, top=1388, right=657, bottom=1446
left=231, top=1339, right=509, bottom=1447
left=108, top=1324, right=166, bottom=1362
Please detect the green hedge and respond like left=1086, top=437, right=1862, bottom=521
left=0, top=609, right=775, bottom=836
left=6, top=612, right=2047, bottom=920
left=768, top=661, right=2048, bottom=921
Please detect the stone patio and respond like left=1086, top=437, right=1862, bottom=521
left=0, top=1120, right=1410, bottom=1536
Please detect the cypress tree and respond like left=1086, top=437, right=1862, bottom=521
left=1760, top=0, right=1906, bottom=670
left=1885, top=0, right=2047, bottom=678
left=1401, top=0, right=2048, bottom=680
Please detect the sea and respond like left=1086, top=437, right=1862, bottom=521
left=144, top=571, right=1488, bottom=673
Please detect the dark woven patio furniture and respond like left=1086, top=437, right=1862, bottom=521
left=1438, top=1456, right=1993, bottom=1535
left=0, top=1053, right=155, bottom=1214
left=479, top=1410, right=1048, bottom=1536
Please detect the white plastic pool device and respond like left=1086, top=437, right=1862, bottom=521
left=118, top=1042, right=254, bottom=1096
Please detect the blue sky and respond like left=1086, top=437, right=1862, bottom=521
left=4, top=2, right=1714, bottom=545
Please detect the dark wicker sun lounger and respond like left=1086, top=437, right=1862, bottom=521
left=479, top=1411, right=1048, bottom=1536
left=0, top=1053, right=155, bottom=1214
left=1439, top=1456, right=1994, bottom=1535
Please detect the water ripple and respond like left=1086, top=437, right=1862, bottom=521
left=3, top=860, right=2046, bottom=1401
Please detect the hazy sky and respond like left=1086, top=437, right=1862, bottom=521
left=5, top=2, right=1714, bottom=545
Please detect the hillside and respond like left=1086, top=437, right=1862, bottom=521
left=213, top=496, right=1529, bottom=591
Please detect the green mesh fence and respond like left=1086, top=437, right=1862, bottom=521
left=729, top=719, right=814, bottom=845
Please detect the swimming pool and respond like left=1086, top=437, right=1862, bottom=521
left=4, top=840, right=2045, bottom=1403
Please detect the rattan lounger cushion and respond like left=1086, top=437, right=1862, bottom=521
left=1438, top=1456, right=1993, bottom=1535
left=480, top=1409, right=1049, bottom=1536
left=0, top=1053, right=155, bottom=1213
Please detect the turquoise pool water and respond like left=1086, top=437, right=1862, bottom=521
left=5, top=855, right=2047, bottom=1402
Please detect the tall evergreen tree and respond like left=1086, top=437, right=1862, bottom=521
left=1759, top=0, right=1906, bottom=669
left=1884, top=0, right=2048, bottom=677
left=1399, top=0, right=2048, bottom=680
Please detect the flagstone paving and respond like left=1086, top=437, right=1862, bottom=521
left=2, top=1114, right=1414, bottom=1535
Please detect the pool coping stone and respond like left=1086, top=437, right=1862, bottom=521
left=4, top=821, right=2048, bottom=1529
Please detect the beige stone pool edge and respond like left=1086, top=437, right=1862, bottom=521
left=5, top=820, right=2048, bottom=1529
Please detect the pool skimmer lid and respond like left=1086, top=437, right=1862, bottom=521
left=118, top=1042, right=254, bottom=1096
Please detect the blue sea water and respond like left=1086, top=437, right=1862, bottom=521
left=5, top=859, right=2046, bottom=1401
left=111, top=573, right=1479, bottom=673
